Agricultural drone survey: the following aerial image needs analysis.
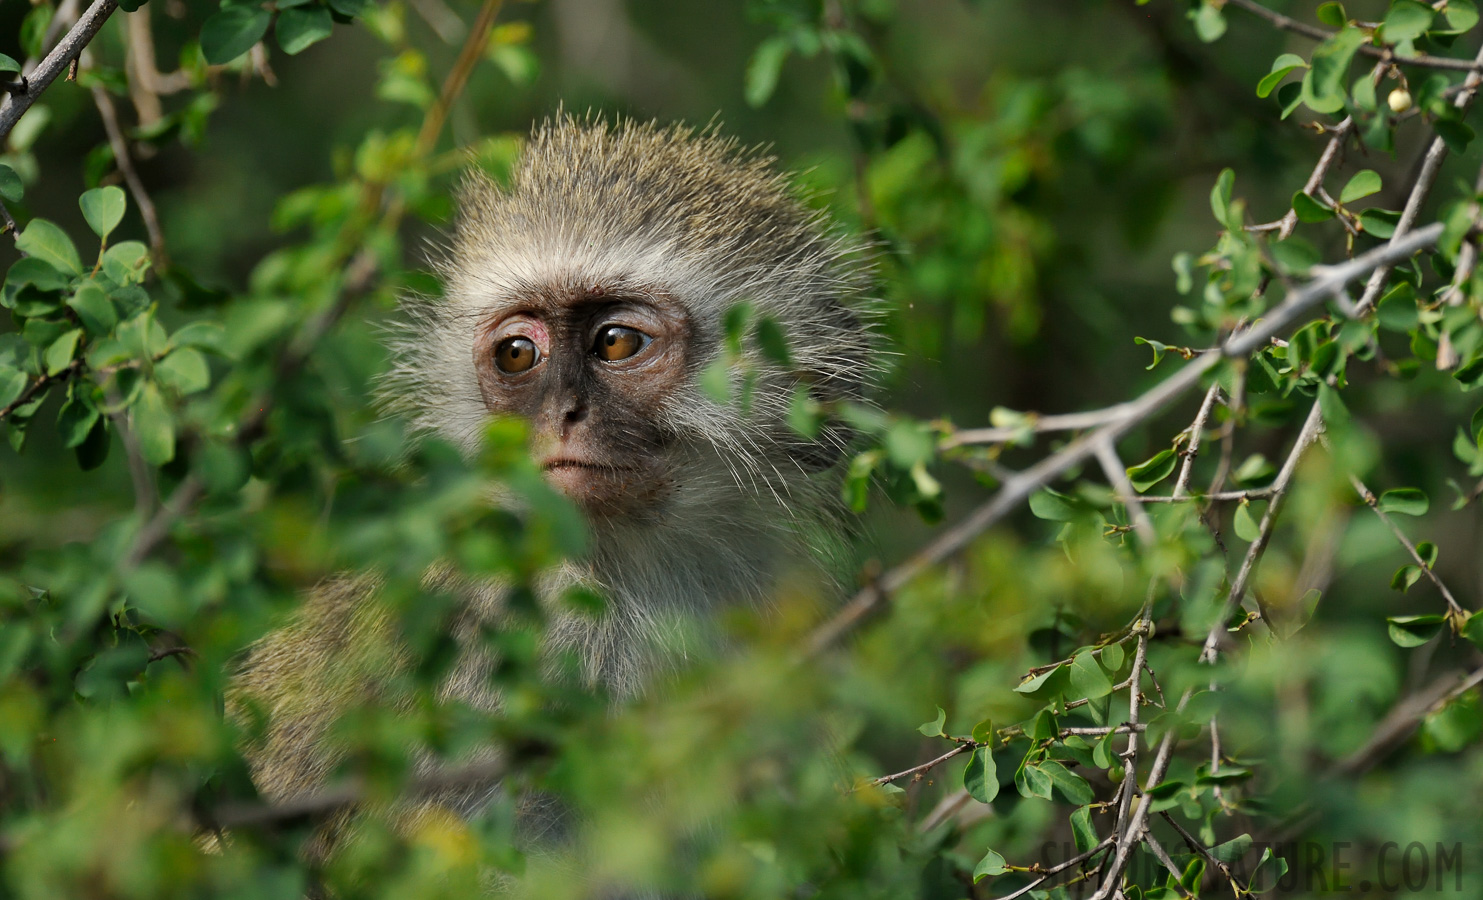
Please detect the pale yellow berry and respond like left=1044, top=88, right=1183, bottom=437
left=1388, top=88, right=1414, bottom=113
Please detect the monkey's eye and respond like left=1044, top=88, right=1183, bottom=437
left=494, top=336, right=542, bottom=374
left=592, top=325, right=649, bottom=362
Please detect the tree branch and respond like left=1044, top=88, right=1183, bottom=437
left=0, top=0, right=118, bottom=145
left=1227, top=0, right=1483, bottom=72
left=801, top=223, right=1444, bottom=659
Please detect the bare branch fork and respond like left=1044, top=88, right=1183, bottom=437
left=802, top=222, right=1444, bottom=659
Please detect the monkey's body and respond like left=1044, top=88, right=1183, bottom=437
left=231, top=118, right=873, bottom=850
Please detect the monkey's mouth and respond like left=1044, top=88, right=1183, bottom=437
left=540, top=458, right=658, bottom=511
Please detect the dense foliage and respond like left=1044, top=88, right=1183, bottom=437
left=2, top=0, right=1483, bottom=897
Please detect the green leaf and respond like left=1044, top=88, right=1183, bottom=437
left=699, top=357, right=731, bottom=403
left=918, top=706, right=946, bottom=737
left=1360, top=207, right=1402, bottom=238
left=66, top=282, right=117, bottom=336
left=1029, top=488, right=1078, bottom=521
left=1233, top=500, right=1261, bottom=542
left=1461, top=611, right=1483, bottom=649
left=1070, top=805, right=1100, bottom=854
left=971, top=718, right=993, bottom=744
left=1277, top=79, right=1305, bottom=118
left=16, top=218, right=82, bottom=274
left=1015, top=761, right=1054, bottom=800
left=745, top=35, right=791, bottom=107
left=0, top=53, right=19, bottom=75
left=1316, top=2, right=1347, bottom=26
left=328, top=0, right=372, bottom=16
left=200, top=5, right=272, bottom=65
left=884, top=420, right=934, bottom=468
left=972, top=849, right=1007, bottom=882
left=276, top=5, right=333, bottom=55
left=131, top=381, right=175, bottom=466
left=1382, top=0, right=1435, bottom=43
left=963, top=747, right=999, bottom=804
left=102, top=241, right=152, bottom=285
left=6, top=256, right=70, bottom=293
left=1209, top=168, right=1234, bottom=225
left=1126, top=449, right=1177, bottom=492
left=56, top=393, right=98, bottom=448
left=43, top=329, right=81, bottom=375
left=166, top=322, right=226, bottom=355
left=0, top=366, right=27, bottom=409
left=155, top=348, right=210, bottom=395
left=1015, top=663, right=1063, bottom=694
left=1441, top=0, right=1479, bottom=34
left=1377, top=487, right=1428, bottom=516
left=1253, top=847, right=1291, bottom=889
left=1390, top=564, right=1422, bottom=591
left=1387, top=614, right=1446, bottom=647
left=1435, top=119, right=1474, bottom=154
left=79, top=186, right=126, bottom=239
left=1190, top=2, right=1226, bottom=41
left=1339, top=169, right=1382, bottom=204
left=1134, top=336, right=1170, bottom=369
left=1291, top=191, right=1333, bottom=222
left=0, top=163, right=22, bottom=203
left=1301, top=26, right=1365, bottom=114
left=753, top=316, right=793, bottom=367
left=1070, top=650, right=1113, bottom=700
left=1257, top=53, right=1307, bottom=98
left=1039, top=760, right=1094, bottom=805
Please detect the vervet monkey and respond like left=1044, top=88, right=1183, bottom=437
left=231, top=116, right=875, bottom=835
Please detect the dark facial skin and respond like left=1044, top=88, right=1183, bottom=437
left=473, top=287, right=691, bottom=517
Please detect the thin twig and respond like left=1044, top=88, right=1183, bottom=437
left=1227, top=0, right=1483, bottom=72
left=1173, top=383, right=1221, bottom=498
left=1347, top=473, right=1468, bottom=616
left=90, top=85, right=167, bottom=266
left=1143, top=829, right=1195, bottom=898
left=1199, top=401, right=1326, bottom=663
left=985, top=837, right=1115, bottom=900
left=1095, top=436, right=1155, bottom=545
left=0, top=359, right=83, bottom=422
left=1160, top=811, right=1249, bottom=894
left=868, top=742, right=974, bottom=788
left=943, top=407, right=1144, bottom=448
left=1091, top=687, right=1194, bottom=900
left=1355, top=40, right=1483, bottom=316
left=1337, top=664, right=1483, bottom=775
left=211, top=757, right=509, bottom=829
left=0, top=0, right=118, bottom=145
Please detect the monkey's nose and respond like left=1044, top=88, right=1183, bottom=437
left=560, top=400, right=589, bottom=435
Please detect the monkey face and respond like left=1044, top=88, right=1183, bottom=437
left=472, top=287, right=691, bottom=518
